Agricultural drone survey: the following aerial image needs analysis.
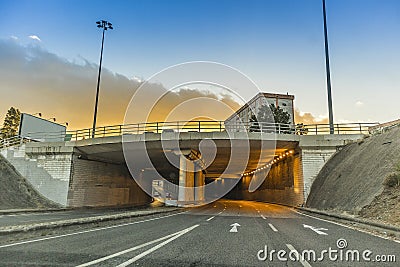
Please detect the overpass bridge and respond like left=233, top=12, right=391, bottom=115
left=0, top=121, right=375, bottom=208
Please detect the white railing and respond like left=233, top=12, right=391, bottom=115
left=0, top=121, right=378, bottom=149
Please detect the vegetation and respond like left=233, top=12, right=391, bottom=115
left=249, top=104, right=291, bottom=132
left=384, top=162, right=400, bottom=188
left=1, top=107, right=21, bottom=139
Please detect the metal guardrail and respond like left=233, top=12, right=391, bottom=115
left=0, top=136, right=36, bottom=149
left=0, top=121, right=378, bottom=149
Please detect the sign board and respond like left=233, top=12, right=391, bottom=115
left=18, top=113, right=67, bottom=142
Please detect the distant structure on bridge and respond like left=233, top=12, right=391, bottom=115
left=224, top=92, right=295, bottom=128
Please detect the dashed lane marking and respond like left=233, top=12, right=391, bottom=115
left=206, top=216, right=215, bottom=222
left=268, top=223, right=278, bottom=232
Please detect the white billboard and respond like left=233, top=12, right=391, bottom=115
left=18, top=113, right=67, bottom=142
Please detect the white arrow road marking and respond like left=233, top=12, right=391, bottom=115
left=303, top=224, right=328, bottom=235
left=286, top=244, right=312, bottom=267
left=77, top=224, right=199, bottom=267
left=229, top=223, right=241, bottom=232
left=268, top=223, right=278, bottom=232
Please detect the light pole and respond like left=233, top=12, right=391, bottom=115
left=92, top=20, right=113, bottom=138
left=322, top=0, right=334, bottom=134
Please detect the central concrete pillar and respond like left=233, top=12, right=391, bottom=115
left=176, top=149, right=206, bottom=206
left=178, top=153, right=195, bottom=205
left=194, top=166, right=205, bottom=204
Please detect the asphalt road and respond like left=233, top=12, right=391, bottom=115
left=0, top=200, right=399, bottom=266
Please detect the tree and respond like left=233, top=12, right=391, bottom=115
left=1, top=107, right=21, bottom=139
left=249, top=104, right=291, bottom=132
left=269, top=104, right=290, bottom=124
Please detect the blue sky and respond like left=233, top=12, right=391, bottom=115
left=0, top=0, right=400, bottom=127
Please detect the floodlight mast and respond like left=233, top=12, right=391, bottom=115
left=92, top=20, right=113, bottom=138
left=322, top=0, right=334, bottom=134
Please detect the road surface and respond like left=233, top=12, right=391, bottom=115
left=0, top=200, right=398, bottom=266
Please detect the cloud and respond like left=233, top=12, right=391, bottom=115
left=0, top=39, right=240, bottom=130
left=294, top=108, right=329, bottom=124
left=355, top=101, right=364, bottom=107
left=10, top=36, right=18, bottom=40
left=28, top=35, right=41, bottom=42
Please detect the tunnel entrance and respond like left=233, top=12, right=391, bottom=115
left=224, top=148, right=304, bottom=206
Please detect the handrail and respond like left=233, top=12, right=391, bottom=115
left=0, top=135, right=36, bottom=149
left=0, top=121, right=379, bottom=148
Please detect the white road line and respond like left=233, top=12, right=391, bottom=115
left=116, top=224, right=199, bottom=267
left=286, top=244, right=312, bottom=267
left=77, top=224, right=199, bottom=267
left=268, top=223, right=278, bottom=232
left=260, top=215, right=266, bottom=220
left=295, top=210, right=400, bottom=244
left=206, top=216, right=215, bottom=222
left=0, top=211, right=187, bottom=249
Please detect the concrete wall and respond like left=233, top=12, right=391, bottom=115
left=67, top=155, right=151, bottom=207
left=300, top=148, right=336, bottom=200
left=299, top=134, right=363, bottom=201
left=1, top=143, right=151, bottom=208
left=1, top=145, right=71, bottom=206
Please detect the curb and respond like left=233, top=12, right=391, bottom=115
left=295, top=207, right=400, bottom=233
left=0, top=208, right=182, bottom=234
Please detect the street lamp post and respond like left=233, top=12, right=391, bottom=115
left=322, top=0, right=334, bottom=134
left=92, top=20, right=113, bottom=138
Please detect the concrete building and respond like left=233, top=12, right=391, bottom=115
left=224, top=92, right=295, bottom=130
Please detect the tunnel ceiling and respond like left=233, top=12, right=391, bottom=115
left=74, top=138, right=298, bottom=180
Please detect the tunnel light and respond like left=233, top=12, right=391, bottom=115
left=289, top=150, right=294, bottom=154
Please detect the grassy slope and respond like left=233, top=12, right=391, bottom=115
left=306, top=126, right=400, bottom=226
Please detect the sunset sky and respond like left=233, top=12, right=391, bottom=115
left=1, top=0, right=400, bottom=129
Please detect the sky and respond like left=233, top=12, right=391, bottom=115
left=0, top=0, right=399, bottom=129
